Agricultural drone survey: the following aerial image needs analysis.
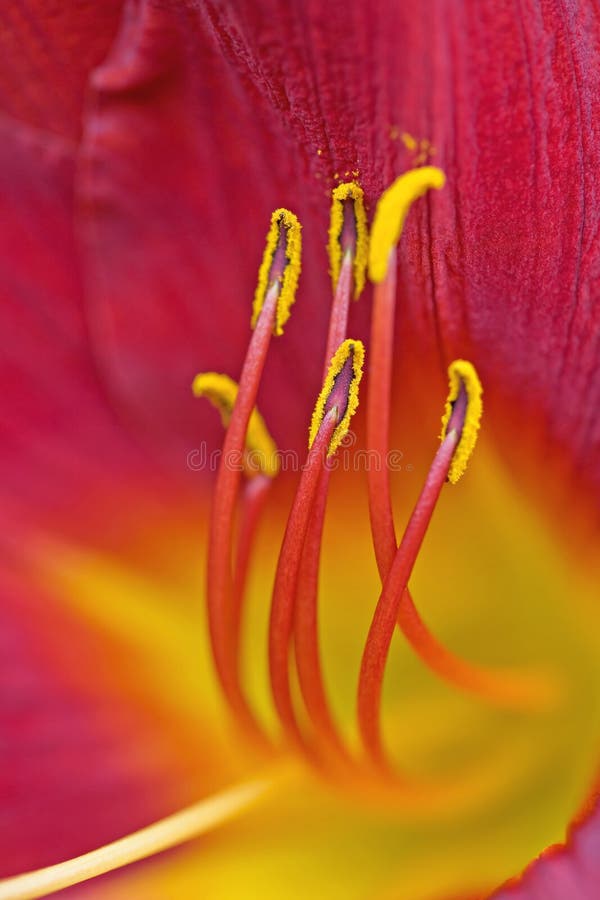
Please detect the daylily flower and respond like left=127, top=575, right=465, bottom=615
left=1, top=1, right=599, bottom=899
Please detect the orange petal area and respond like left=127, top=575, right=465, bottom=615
left=23, top=441, right=600, bottom=899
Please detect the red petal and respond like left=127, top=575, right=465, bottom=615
left=76, top=0, right=341, bottom=456
left=0, top=0, right=123, bottom=140
left=0, top=115, right=145, bottom=532
left=490, top=790, right=600, bottom=899
left=73, top=0, right=600, bottom=496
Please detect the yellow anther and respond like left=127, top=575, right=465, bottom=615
left=251, top=208, right=302, bottom=336
left=440, top=360, right=483, bottom=484
left=368, top=166, right=446, bottom=283
left=308, top=339, right=365, bottom=457
left=328, top=182, right=369, bottom=299
left=192, top=373, right=279, bottom=477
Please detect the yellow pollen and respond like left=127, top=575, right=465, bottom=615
left=440, top=359, right=483, bottom=484
left=327, top=182, right=369, bottom=299
left=308, top=339, right=365, bottom=456
left=368, top=166, right=446, bottom=283
left=251, top=208, right=302, bottom=336
left=192, top=373, right=279, bottom=477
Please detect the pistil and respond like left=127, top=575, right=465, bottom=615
left=366, top=247, right=399, bottom=576
left=0, top=774, right=284, bottom=900
left=366, top=167, right=446, bottom=577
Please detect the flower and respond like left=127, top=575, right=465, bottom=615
left=1, top=2, right=599, bottom=899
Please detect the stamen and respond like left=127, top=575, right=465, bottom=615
left=358, top=421, right=461, bottom=767
left=396, top=363, right=556, bottom=708
left=291, top=214, right=368, bottom=767
left=358, top=363, right=475, bottom=765
left=193, top=373, right=279, bottom=478
left=358, top=360, right=554, bottom=768
left=328, top=182, right=368, bottom=299
left=368, top=166, right=446, bottom=284
left=309, top=339, right=365, bottom=457
left=0, top=775, right=278, bottom=900
left=291, top=241, right=359, bottom=761
left=207, top=209, right=301, bottom=743
left=252, top=208, right=302, bottom=335
left=269, top=342, right=364, bottom=751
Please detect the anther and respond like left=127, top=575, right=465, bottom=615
left=192, top=373, right=279, bottom=478
left=252, top=208, right=302, bottom=335
left=328, top=182, right=368, bottom=299
left=439, top=360, right=483, bottom=483
left=321, top=184, right=368, bottom=375
left=309, top=339, right=365, bottom=457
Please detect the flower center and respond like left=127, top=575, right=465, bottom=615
left=196, top=170, right=559, bottom=795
